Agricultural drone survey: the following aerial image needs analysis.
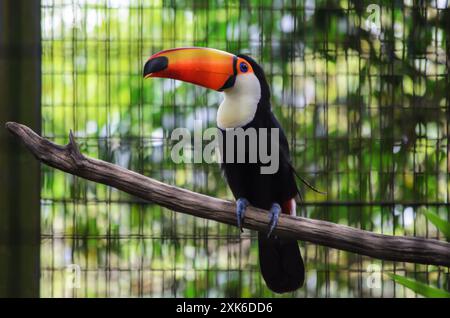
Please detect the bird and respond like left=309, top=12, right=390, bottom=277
left=143, top=47, right=305, bottom=293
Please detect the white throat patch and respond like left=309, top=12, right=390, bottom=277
left=217, top=73, right=261, bottom=129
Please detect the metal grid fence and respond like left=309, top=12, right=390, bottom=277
left=41, top=0, right=450, bottom=297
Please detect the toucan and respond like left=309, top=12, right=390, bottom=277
left=143, top=47, right=305, bottom=293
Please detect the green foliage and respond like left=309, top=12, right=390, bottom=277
left=388, top=273, right=450, bottom=298
left=424, top=211, right=450, bottom=240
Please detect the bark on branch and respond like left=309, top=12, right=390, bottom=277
left=5, top=121, right=450, bottom=267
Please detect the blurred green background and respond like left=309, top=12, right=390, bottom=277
left=36, top=0, right=450, bottom=297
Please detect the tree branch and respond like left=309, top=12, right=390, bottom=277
left=5, top=121, right=450, bottom=267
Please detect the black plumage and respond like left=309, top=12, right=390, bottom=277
left=219, top=55, right=305, bottom=293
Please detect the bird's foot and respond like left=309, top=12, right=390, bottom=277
left=267, top=203, right=281, bottom=238
left=236, top=198, right=249, bottom=232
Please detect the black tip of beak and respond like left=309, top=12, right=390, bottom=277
left=143, top=56, right=168, bottom=77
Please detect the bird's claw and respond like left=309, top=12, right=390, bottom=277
left=236, top=198, right=249, bottom=232
left=267, top=203, right=281, bottom=238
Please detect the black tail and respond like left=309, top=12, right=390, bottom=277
left=258, top=232, right=305, bottom=293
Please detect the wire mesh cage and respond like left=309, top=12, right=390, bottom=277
left=40, top=0, right=450, bottom=297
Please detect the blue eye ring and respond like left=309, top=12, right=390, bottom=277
left=239, top=62, right=248, bottom=73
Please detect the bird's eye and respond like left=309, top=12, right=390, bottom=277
left=239, top=62, right=248, bottom=73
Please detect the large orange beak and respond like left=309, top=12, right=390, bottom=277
left=143, top=47, right=237, bottom=91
